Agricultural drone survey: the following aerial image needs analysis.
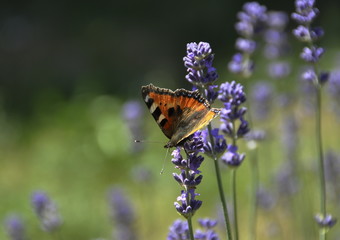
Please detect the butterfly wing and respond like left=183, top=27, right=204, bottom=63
left=169, top=88, right=220, bottom=147
left=141, top=84, right=179, bottom=139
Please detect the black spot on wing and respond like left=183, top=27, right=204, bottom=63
left=152, top=107, right=162, bottom=120
left=168, top=107, right=175, bottom=117
left=159, top=118, right=168, bottom=127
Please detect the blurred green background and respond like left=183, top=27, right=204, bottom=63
left=1, top=0, right=340, bottom=239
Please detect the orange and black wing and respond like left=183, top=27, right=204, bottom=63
left=141, top=84, right=180, bottom=139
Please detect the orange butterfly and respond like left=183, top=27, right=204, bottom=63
left=141, top=84, right=220, bottom=148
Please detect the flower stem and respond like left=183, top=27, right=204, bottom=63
left=187, top=216, right=195, bottom=240
left=316, top=83, right=327, bottom=240
left=232, top=169, right=239, bottom=240
left=207, top=124, right=233, bottom=240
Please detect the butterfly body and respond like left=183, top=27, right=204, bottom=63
left=141, top=84, right=220, bottom=148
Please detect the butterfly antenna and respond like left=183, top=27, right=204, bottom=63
left=160, top=147, right=170, bottom=174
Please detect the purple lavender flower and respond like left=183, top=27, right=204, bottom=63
left=218, top=81, right=246, bottom=108
left=204, top=85, right=219, bottom=104
left=292, top=0, right=327, bottom=85
left=174, top=189, right=203, bottom=218
left=218, top=81, right=248, bottom=168
left=172, top=133, right=205, bottom=219
left=264, top=11, right=291, bottom=80
left=195, top=218, right=220, bottom=240
left=267, top=11, right=289, bottom=29
left=315, top=214, right=337, bottom=228
left=300, top=46, right=324, bottom=63
left=201, top=128, right=227, bottom=158
left=198, top=218, right=218, bottom=229
left=167, top=219, right=189, bottom=240
left=293, top=25, right=324, bottom=42
left=268, top=62, right=291, bottom=79
left=31, top=191, right=62, bottom=232
left=4, top=215, right=26, bottom=240
left=291, top=0, right=319, bottom=24
left=235, top=38, right=256, bottom=54
left=236, top=2, right=267, bottom=37
left=245, top=129, right=266, bottom=143
left=108, top=187, right=137, bottom=240
left=221, top=145, right=245, bottom=167
left=183, top=42, right=218, bottom=86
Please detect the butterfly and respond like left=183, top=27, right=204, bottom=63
left=141, top=84, right=220, bottom=148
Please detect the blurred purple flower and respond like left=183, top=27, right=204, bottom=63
left=250, top=81, right=273, bottom=120
left=267, top=11, right=289, bottom=28
left=235, top=38, right=256, bottom=54
left=245, top=129, right=266, bottom=142
left=108, top=187, right=137, bottom=240
left=300, top=46, right=324, bottom=63
left=228, top=53, right=254, bottom=76
left=276, top=163, right=299, bottom=197
left=31, top=191, right=62, bottom=232
left=168, top=218, right=220, bottom=240
left=198, top=218, right=218, bottom=229
left=230, top=2, right=267, bottom=77
left=301, top=68, right=317, bottom=83
left=264, top=11, right=291, bottom=78
left=328, top=70, right=340, bottom=116
left=291, top=0, right=319, bottom=24
left=4, top=215, right=27, bottom=240
left=167, top=219, right=189, bottom=240
left=315, top=214, right=337, bottom=228
left=257, top=187, right=276, bottom=210
left=268, top=62, right=291, bottom=79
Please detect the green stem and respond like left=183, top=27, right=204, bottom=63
left=316, top=84, right=326, bottom=240
left=207, top=124, right=233, bottom=240
left=187, top=216, right=195, bottom=240
left=184, top=151, right=195, bottom=240
left=232, top=169, right=239, bottom=240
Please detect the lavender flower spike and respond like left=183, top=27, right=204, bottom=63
left=31, top=191, right=62, bottom=232
left=4, top=215, right=27, bottom=240
left=183, top=42, right=218, bottom=87
left=108, top=187, right=137, bottom=240
left=167, top=219, right=189, bottom=240
left=229, top=1, right=267, bottom=77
